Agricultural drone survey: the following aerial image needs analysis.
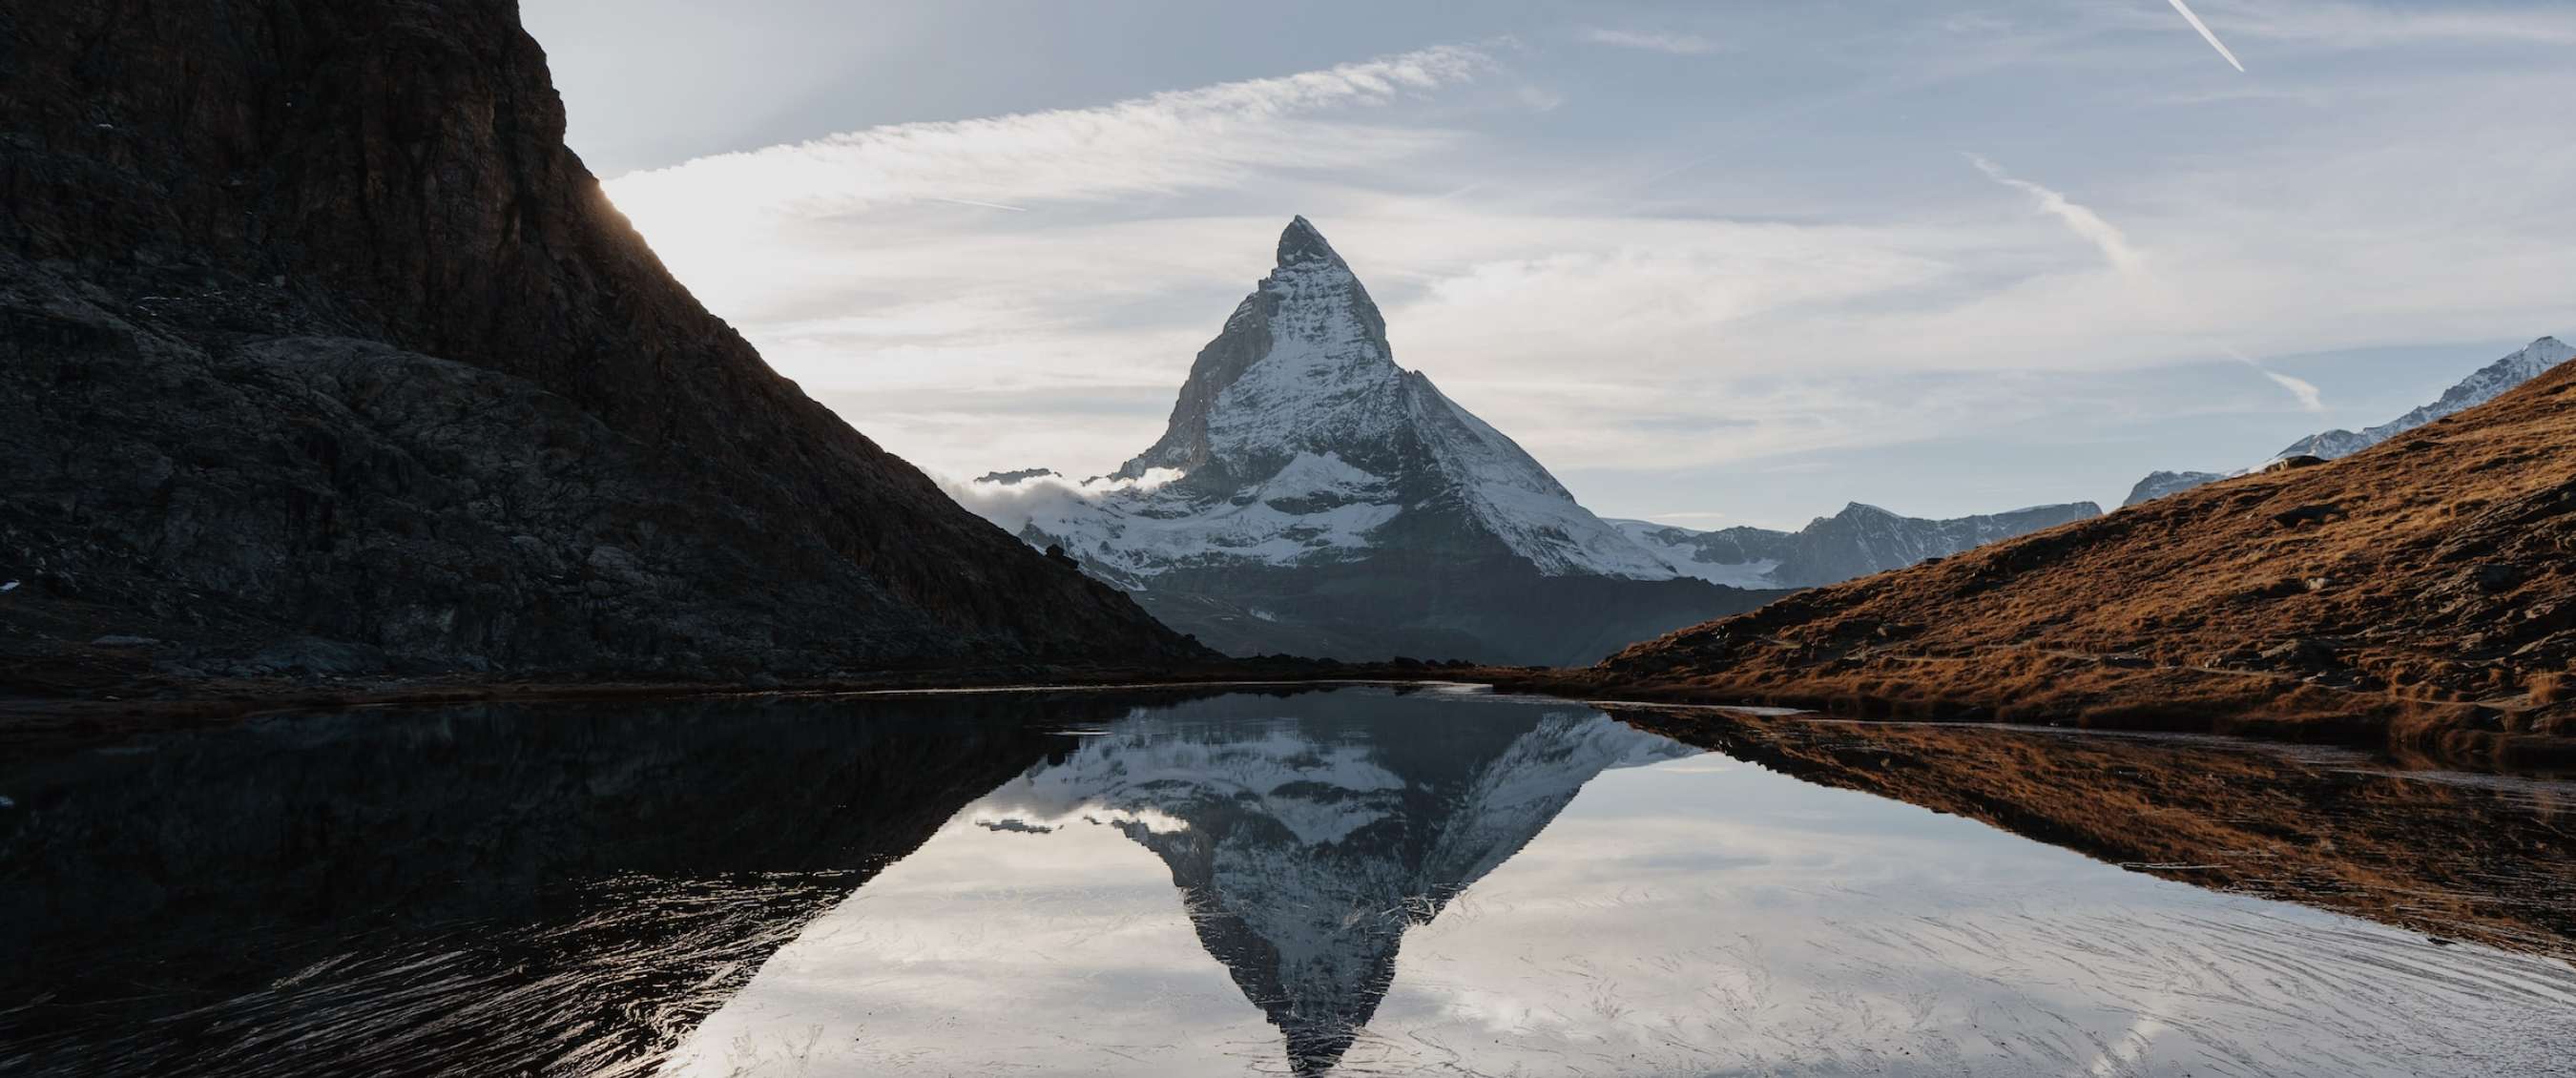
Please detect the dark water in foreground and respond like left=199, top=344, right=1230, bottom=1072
left=4, top=686, right=2572, bottom=1076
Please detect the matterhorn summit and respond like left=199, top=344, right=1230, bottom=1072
left=960, top=218, right=1772, bottom=663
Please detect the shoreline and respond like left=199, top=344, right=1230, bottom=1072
left=8, top=656, right=2575, bottom=773
left=1527, top=660, right=2576, bottom=773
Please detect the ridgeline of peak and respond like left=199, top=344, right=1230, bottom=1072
left=1118, top=217, right=1391, bottom=482
left=1277, top=215, right=1346, bottom=267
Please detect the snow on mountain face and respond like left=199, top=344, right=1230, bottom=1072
left=960, top=218, right=1675, bottom=583
left=1610, top=520, right=1788, bottom=588
left=2275, top=336, right=2574, bottom=464
left=1612, top=500, right=2101, bottom=589
left=2123, top=337, right=2572, bottom=507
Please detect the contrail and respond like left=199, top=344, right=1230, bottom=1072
left=2166, top=0, right=2245, bottom=72
left=928, top=197, right=1029, bottom=213
left=2223, top=346, right=2323, bottom=412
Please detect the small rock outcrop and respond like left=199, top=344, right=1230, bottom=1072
left=2269, top=503, right=2347, bottom=529
left=2122, top=470, right=2232, bottom=508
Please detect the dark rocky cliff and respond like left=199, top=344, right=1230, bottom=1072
left=0, top=0, right=1201, bottom=680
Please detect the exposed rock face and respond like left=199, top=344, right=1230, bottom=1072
left=957, top=218, right=1779, bottom=665
left=0, top=0, right=1197, bottom=680
left=1613, top=501, right=2103, bottom=589
left=2122, top=337, right=2573, bottom=507
left=2122, top=469, right=2230, bottom=508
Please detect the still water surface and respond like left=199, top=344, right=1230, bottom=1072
left=5, top=686, right=2571, bottom=1076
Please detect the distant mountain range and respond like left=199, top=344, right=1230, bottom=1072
left=1612, top=501, right=2102, bottom=590
left=958, top=218, right=1783, bottom=665
left=2122, top=337, right=2573, bottom=508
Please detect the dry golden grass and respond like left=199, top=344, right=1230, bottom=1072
left=1587, top=364, right=2576, bottom=769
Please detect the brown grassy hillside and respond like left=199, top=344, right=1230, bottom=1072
left=1589, top=363, right=2576, bottom=768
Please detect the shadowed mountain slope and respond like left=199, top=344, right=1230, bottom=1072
left=0, top=0, right=1198, bottom=683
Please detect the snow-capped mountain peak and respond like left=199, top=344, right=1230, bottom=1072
left=2274, top=335, right=2574, bottom=463
left=973, top=217, right=1674, bottom=582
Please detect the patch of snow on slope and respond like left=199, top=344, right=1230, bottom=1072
left=1613, top=522, right=1782, bottom=587
left=940, top=467, right=1182, bottom=537
left=1409, top=379, right=1677, bottom=579
left=955, top=453, right=1402, bottom=581
left=1204, top=260, right=1407, bottom=467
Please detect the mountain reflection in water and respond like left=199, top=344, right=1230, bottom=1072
left=5, top=686, right=2575, bottom=1077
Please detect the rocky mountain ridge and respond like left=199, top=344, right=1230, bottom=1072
left=1613, top=500, right=2103, bottom=589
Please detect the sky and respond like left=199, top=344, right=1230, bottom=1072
left=521, top=0, right=2576, bottom=529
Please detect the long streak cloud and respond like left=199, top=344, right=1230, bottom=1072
left=2168, top=0, right=2247, bottom=71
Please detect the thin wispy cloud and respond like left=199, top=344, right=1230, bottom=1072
left=1580, top=28, right=1720, bottom=55
left=1966, top=155, right=2144, bottom=275
left=2166, top=0, right=2245, bottom=72
left=611, top=43, right=1489, bottom=213
left=602, top=43, right=1493, bottom=317
left=2205, top=2, right=2576, bottom=49
left=2224, top=347, right=2324, bottom=412
left=2253, top=368, right=2325, bottom=412
left=547, top=2, right=2576, bottom=526
left=929, top=197, right=1029, bottom=213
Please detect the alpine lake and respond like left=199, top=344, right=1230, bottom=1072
left=6, top=685, right=2572, bottom=1077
